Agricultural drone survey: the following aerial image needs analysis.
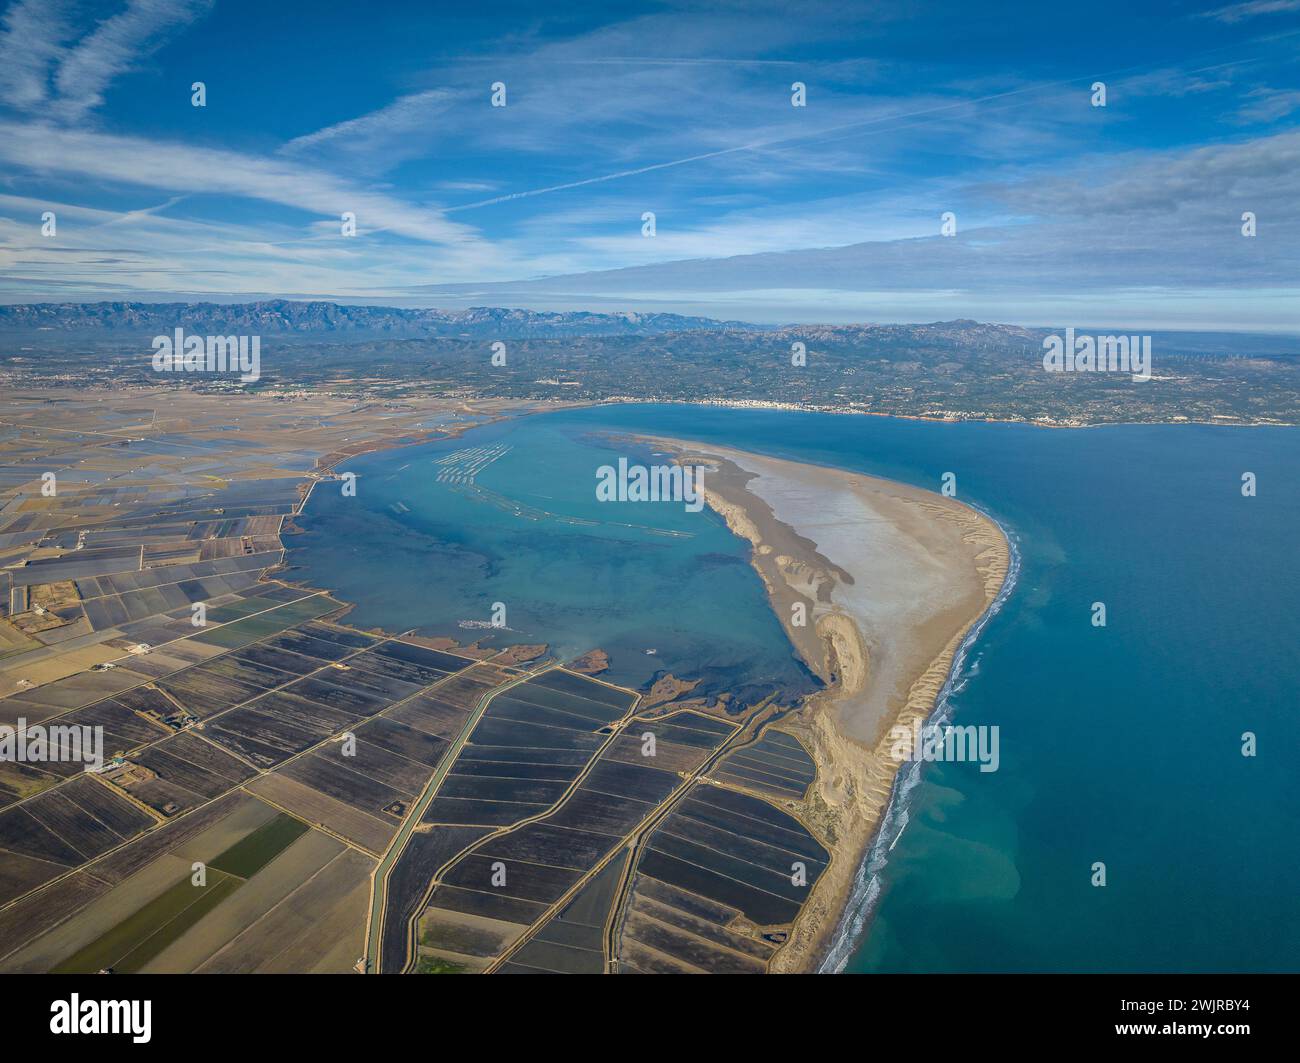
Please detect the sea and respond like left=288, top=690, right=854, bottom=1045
left=288, top=402, right=1299, bottom=973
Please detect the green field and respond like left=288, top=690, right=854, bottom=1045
left=210, top=813, right=309, bottom=878
left=415, top=955, right=466, bottom=974
left=193, top=597, right=339, bottom=649
left=51, top=812, right=311, bottom=973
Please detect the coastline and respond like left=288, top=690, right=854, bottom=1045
left=653, top=438, right=1012, bottom=973
left=604, top=395, right=1293, bottom=430
left=819, top=506, right=1020, bottom=972
left=264, top=401, right=1013, bottom=972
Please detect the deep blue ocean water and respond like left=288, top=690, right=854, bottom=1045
left=291, top=403, right=1299, bottom=972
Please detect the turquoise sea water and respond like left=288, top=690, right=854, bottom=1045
left=289, top=415, right=819, bottom=704
left=290, top=403, right=1299, bottom=972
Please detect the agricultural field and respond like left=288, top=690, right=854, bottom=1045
left=0, top=391, right=832, bottom=975
left=379, top=670, right=827, bottom=975
left=0, top=391, right=540, bottom=972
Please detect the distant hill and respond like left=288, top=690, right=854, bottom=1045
left=0, top=300, right=769, bottom=338
left=5, top=301, right=1294, bottom=359
left=2, top=302, right=1296, bottom=425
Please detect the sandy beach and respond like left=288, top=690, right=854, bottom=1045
left=655, top=439, right=1011, bottom=972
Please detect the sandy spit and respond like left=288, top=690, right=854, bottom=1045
left=657, top=439, right=1011, bottom=973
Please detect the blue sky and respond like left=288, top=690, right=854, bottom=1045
left=0, top=0, right=1297, bottom=328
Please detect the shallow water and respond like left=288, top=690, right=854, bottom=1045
left=292, top=403, right=1300, bottom=972
left=288, top=415, right=818, bottom=703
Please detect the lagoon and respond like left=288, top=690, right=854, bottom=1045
left=290, top=403, right=1299, bottom=973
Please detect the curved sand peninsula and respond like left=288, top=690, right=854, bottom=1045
left=657, top=440, right=1010, bottom=972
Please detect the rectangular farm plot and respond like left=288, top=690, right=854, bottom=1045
left=419, top=673, right=631, bottom=829
left=344, top=640, right=468, bottom=686
left=200, top=652, right=304, bottom=691
left=200, top=665, right=395, bottom=757
left=49, top=811, right=309, bottom=973
left=130, top=738, right=255, bottom=811
left=140, top=731, right=255, bottom=789
left=424, top=664, right=514, bottom=707
left=388, top=691, right=478, bottom=739
left=257, top=629, right=360, bottom=663
left=156, top=668, right=265, bottom=718
left=297, top=621, right=378, bottom=649
left=420, top=882, right=550, bottom=927
left=618, top=902, right=768, bottom=974
left=60, top=698, right=173, bottom=752
left=315, top=659, right=423, bottom=701
left=605, top=710, right=738, bottom=773
left=0, top=760, right=59, bottom=806
left=203, top=706, right=325, bottom=768
left=526, top=670, right=638, bottom=709
left=634, top=782, right=830, bottom=931
left=233, top=642, right=344, bottom=678
left=464, top=822, right=613, bottom=872
left=713, top=729, right=817, bottom=801
left=59, top=775, right=157, bottom=839
left=0, top=870, right=113, bottom=971
left=186, top=842, right=373, bottom=974
left=102, top=761, right=211, bottom=819
left=208, top=812, right=309, bottom=878
left=281, top=673, right=392, bottom=717
left=299, top=729, right=433, bottom=797
left=418, top=908, right=528, bottom=974
left=439, top=853, right=584, bottom=906
left=244, top=773, right=396, bottom=856
left=497, top=850, right=629, bottom=974
left=462, top=716, right=604, bottom=752
left=0, top=846, right=73, bottom=907
left=278, top=749, right=412, bottom=820
left=245, top=689, right=359, bottom=733
left=0, top=772, right=157, bottom=903
left=353, top=716, right=449, bottom=768
left=190, top=595, right=340, bottom=649
left=1, top=666, right=155, bottom=718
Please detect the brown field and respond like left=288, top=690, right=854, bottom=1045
left=245, top=774, right=396, bottom=856
left=0, top=794, right=278, bottom=972
left=140, top=828, right=348, bottom=972
left=192, top=845, right=374, bottom=973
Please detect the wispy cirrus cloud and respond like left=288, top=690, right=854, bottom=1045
left=281, top=88, right=465, bottom=171
left=0, top=0, right=212, bottom=121
left=1235, top=85, right=1300, bottom=121
left=1203, top=0, right=1300, bottom=22
left=0, top=0, right=1297, bottom=329
left=0, top=120, right=485, bottom=250
left=407, top=130, right=1300, bottom=325
left=0, top=0, right=82, bottom=110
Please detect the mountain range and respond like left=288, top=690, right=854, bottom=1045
left=0, top=300, right=768, bottom=338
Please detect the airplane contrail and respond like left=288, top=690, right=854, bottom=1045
left=441, top=40, right=1286, bottom=215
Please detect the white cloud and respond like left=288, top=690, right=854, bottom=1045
left=281, top=88, right=463, bottom=171
left=0, top=0, right=213, bottom=121
left=1236, top=86, right=1300, bottom=122
left=53, top=0, right=213, bottom=121
left=403, top=131, right=1300, bottom=314
left=0, top=0, right=80, bottom=109
left=1203, top=0, right=1300, bottom=23
left=0, top=120, right=486, bottom=249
